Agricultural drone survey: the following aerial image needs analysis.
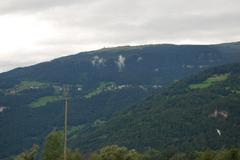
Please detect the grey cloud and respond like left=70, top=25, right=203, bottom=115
left=0, top=59, right=35, bottom=73
left=0, top=0, right=98, bottom=15
left=38, top=0, right=240, bottom=44
left=0, top=0, right=240, bottom=72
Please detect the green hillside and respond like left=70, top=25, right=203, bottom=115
left=1, top=42, right=240, bottom=159
left=76, top=63, right=240, bottom=152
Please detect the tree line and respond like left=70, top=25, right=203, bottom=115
left=12, top=131, right=240, bottom=160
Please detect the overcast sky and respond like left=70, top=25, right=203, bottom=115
left=0, top=0, right=240, bottom=73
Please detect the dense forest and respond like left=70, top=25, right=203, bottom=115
left=75, top=63, right=240, bottom=152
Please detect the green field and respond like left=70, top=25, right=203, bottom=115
left=189, top=74, right=229, bottom=89
left=84, top=82, right=115, bottom=99
left=30, top=96, right=64, bottom=108
left=15, top=81, right=48, bottom=92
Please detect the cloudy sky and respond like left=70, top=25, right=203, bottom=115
left=0, top=0, right=240, bottom=72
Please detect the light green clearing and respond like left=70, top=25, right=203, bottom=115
left=15, top=81, right=48, bottom=92
left=30, top=96, right=64, bottom=108
left=68, top=125, right=85, bottom=134
left=189, top=73, right=229, bottom=89
left=92, top=119, right=106, bottom=127
left=84, top=82, right=115, bottom=99
left=68, top=125, right=85, bottom=140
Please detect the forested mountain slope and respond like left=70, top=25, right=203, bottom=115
left=77, top=63, right=240, bottom=152
left=0, top=42, right=240, bottom=158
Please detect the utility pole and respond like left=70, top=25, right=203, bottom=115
left=63, top=85, right=69, bottom=160
left=64, top=98, right=68, bottom=160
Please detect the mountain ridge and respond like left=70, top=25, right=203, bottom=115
left=1, top=41, right=240, bottom=75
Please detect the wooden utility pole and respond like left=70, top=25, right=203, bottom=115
left=64, top=98, right=68, bottom=160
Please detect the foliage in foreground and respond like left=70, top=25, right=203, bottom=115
left=14, top=131, right=240, bottom=160
left=15, top=144, right=39, bottom=160
left=89, top=145, right=142, bottom=160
